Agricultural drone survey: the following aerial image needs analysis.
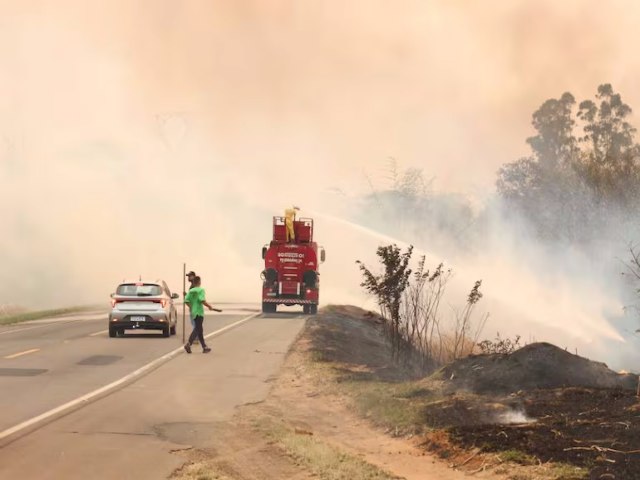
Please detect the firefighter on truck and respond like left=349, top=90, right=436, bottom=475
left=284, top=206, right=299, bottom=242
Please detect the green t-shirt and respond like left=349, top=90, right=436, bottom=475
left=185, top=287, right=206, bottom=317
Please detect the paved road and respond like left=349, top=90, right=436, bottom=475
left=0, top=309, right=256, bottom=432
left=0, top=309, right=306, bottom=479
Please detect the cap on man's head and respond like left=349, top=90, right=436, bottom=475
left=186, top=271, right=196, bottom=277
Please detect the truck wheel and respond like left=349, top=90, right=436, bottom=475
left=303, top=305, right=310, bottom=314
left=309, top=305, right=318, bottom=315
left=109, top=326, right=117, bottom=338
left=262, top=302, right=276, bottom=313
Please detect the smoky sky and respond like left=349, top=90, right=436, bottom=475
left=3, top=1, right=640, bottom=193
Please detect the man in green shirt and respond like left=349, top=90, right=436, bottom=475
left=184, top=276, right=215, bottom=354
left=184, top=270, right=199, bottom=345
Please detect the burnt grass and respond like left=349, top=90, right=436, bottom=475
left=431, top=343, right=640, bottom=478
left=311, top=306, right=640, bottom=479
left=444, top=388, right=639, bottom=479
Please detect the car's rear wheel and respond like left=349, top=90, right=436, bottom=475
left=162, top=325, right=170, bottom=337
left=109, top=326, right=117, bottom=338
left=170, top=325, right=176, bottom=335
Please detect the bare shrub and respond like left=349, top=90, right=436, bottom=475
left=357, top=244, right=487, bottom=372
left=451, top=281, right=489, bottom=360
left=477, top=333, right=523, bottom=355
left=357, top=245, right=413, bottom=359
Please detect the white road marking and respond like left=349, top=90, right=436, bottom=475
left=89, top=329, right=108, bottom=337
left=0, top=313, right=259, bottom=443
left=4, top=348, right=40, bottom=359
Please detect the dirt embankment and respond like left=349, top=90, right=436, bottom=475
left=437, top=342, right=637, bottom=394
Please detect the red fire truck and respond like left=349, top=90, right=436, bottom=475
left=261, top=216, right=325, bottom=314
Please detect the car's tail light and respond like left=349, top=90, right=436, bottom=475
left=111, top=298, right=166, bottom=307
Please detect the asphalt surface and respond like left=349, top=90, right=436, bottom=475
left=0, top=308, right=306, bottom=479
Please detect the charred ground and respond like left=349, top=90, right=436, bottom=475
left=449, top=388, right=640, bottom=480
left=310, top=306, right=640, bottom=480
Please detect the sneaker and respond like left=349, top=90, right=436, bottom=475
left=184, top=343, right=192, bottom=354
left=203, top=347, right=211, bottom=354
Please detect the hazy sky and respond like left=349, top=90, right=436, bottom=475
left=2, top=0, right=640, bottom=313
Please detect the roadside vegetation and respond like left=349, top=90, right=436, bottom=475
left=357, top=244, right=487, bottom=372
left=0, top=306, right=98, bottom=325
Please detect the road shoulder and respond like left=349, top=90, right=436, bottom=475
left=170, top=308, right=496, bottom=480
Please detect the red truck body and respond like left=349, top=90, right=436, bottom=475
left=261, top=216, right=325, bottom=314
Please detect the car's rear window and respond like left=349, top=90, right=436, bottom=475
left=116, top=283, right=163, bottom=296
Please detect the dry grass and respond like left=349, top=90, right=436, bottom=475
left=171, top=461, right=231, bottom=480
left=255, top=417, right=399, bottom=480
left=0, top=305, right=98, bottom=325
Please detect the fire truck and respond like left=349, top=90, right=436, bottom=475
left=261, top=215, right=325, bottom=314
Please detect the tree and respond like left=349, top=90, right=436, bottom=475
left=527, top=92, right=578, bottom=169
left=577, top=84, right=640, bottom=209
left=578, top=84, right=637, bottom=165
left=497, top=92, right=582, bottom=241
left=357, top=245, right=413, bottom=357
left=496, top=156, right=540, bottom=203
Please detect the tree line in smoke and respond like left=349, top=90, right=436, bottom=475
left=497, top=84, right=640, bottom=244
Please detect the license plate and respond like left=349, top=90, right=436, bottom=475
left=130, top=316, right=146, bottom=322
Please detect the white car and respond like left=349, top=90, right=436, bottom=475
left=108, top=280, right=179, bottom=337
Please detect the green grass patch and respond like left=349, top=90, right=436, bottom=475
left=499, top=449, right=539, bottom=466
left=0, top=306, right=99, bottom=325
left=549, top=463, right=588, bottom=480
